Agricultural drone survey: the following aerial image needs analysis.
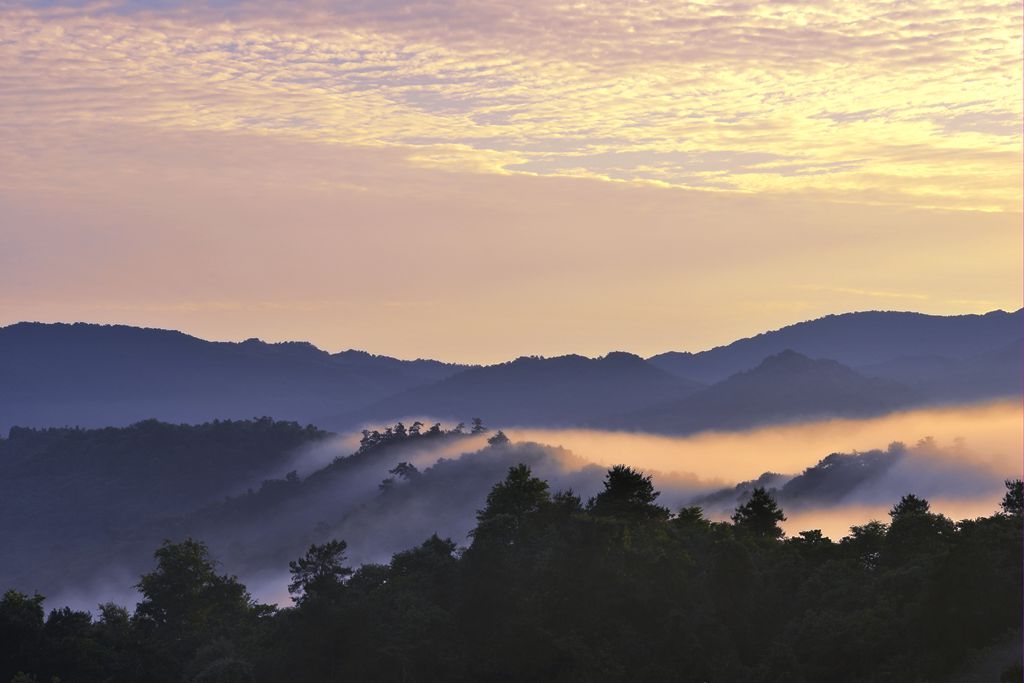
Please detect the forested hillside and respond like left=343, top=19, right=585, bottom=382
left=0, top=418, right=503, bottom=600
left=1, top=469, right=1019, bottom=683
left=0, top=419, right=330, bottom=593
left=3, top=415, right=1017, bottom=616
left=617, top=350, right=919, bottom=433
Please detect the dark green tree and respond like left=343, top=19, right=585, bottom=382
left=549, top=489, right=584, bottom=517
left=731, top=487, right=786, bottom=539
left=472, top=464, right=550, bottom=548
left=842, top=519, right=888, bottom=568
left=587, top=465, right=670, bottom=521
left=136, top=540, right=254, bottom=631
left=40, top=606, right=99, bottom=682
left=885, top=493, right=954, bottom=562
left=389, top=462, right=421, bottom=481
left=890, top=493, right=930, bottom=518
left=1000, top=479, right=1022, bottom=516
left=134, top=538, right=260, bottom=679
left=288, top=540, right=353, bottom=604
left=476, top=464, right=549, bottom=522
left=0, top=590, right=45, bottom=682
left=674, top=505, right=714, bottom=534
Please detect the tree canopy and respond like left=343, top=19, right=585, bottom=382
left=0, top=472, right=1019, bottom=683
left=731, top=486, right=786, bottom=539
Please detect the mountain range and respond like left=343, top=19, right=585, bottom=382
left=0, top=322, right=465, bottom=430
left=614, top=349, right=922, bottom=434
left=647, top=308, right=1022, bottom=383
left=0, top=309, right=1019, bottom=434
left=348, top=351, right=704, bottom=427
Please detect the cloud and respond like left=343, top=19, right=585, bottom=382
left=0, top=1, right=1019, bottom=362
left=0, top=0, right=1020, bottom=210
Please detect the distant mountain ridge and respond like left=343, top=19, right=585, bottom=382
left=648, top=309, right=1022, bottom=384
left=0, top=322, right=466, bottom=430
left=345, top=351, right=705, bottom=427
left=857, top=338, right=1022, bottom=402
left=0, top=310, right=1019, bottom=433
left=616, top=350, right=920, bottom=434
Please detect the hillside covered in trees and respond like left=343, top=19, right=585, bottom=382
left=2, top=416, right=1017, bottom=617
left=2, top=467, right=1020, bottom=683
left=0, top=419, right=331, bottom=593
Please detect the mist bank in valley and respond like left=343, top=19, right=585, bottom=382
left=4, top=400, right=1019, bottom=612
left=509, top=399, right=1021, bottom=487
left=693, top=439, right=1008, bottom=536
left=4, top=466, right=1022, bottom=683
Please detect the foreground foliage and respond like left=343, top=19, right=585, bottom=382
left=2, top=472, right=1020, bottom=683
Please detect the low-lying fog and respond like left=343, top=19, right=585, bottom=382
left=509, top=399, right=1021, bottom=535
left=508, top=399, right=1020, bottom=487
left=47, top=400, right=1022, bottom=612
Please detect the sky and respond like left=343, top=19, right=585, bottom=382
left=1, top=0, right=1021, bottom=363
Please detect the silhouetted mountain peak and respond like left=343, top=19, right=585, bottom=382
left=334, top=349, right=374, bottom=360
left=742, top=349, right=855, bottom=380
left=724, top=350, right=906, bottom=393
left=238, top=338, right=327, bottom=360
left=600, top=351, right=646, bottom=364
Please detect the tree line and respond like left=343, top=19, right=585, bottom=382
left=356, top=418, right=490, bottom=454
left=2, top=467, right=1020, bottom=682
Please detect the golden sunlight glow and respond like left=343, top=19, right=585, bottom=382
left=509, top=400, right=1022, bottom=486
left=1, top=1, right=1020, bottom=211
left=0, top=1, right=1020, bottom=360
